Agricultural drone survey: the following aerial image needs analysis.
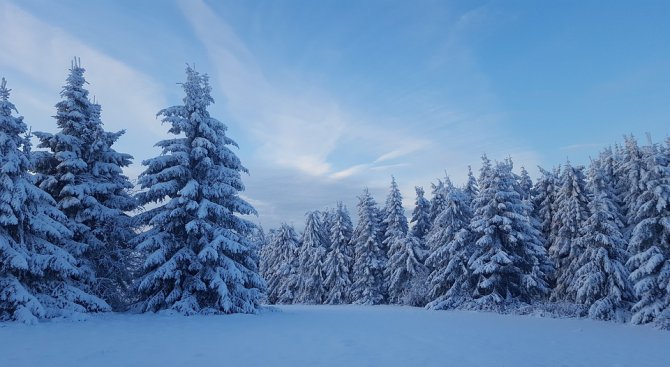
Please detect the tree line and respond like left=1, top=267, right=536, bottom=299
left=0, top=60, right=263, bottom=323
left=261, top=137, right=670, bottom=329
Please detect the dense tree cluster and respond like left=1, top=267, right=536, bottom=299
left=263, top=137, right=670, bottom=329
left=1, top=61, right=262, bottom=323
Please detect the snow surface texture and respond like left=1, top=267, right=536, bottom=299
left=1, top=305, right=668, bottom=367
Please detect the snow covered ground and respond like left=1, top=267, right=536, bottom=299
left=1, top=305, right=668, bottom=367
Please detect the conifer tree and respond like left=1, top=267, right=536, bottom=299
left=0, top=78, right=108, bottom=323
left=351, top=189, right=386, bottom=305
left=386, top=233, right=429, bottom=305
left=133, top=67, right=263, bottom=314
left=382, top=176, right=409, bottom=250
left=296, top=212, right=328, bottom=304
left=264, top=224, right=300, bottom=304
left=532, top=166, right=560, bottom=248
left=463, top=165, right=479, bottom=205
left=410, top=186, right=431, bottom=240
left=569, top=165, right=632, bottom=321
left=429, top=179, right=447, bottom=224
left=33, top=60, right=136, bottom=310
left=323, top=202, right=353, bottom=304
left=550, top=162, right=590, bottom=301
left=468, top=161, right=551, bottom=309
left=518, top=166, right=533, bottom=201
left=626, top=143, right=670, bottom=327
left=616, top=136, right=647, bottom=228
left=425, top=187, right=473, bottom=309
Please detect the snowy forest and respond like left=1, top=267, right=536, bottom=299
left=1, top=60, right=669, bottom=331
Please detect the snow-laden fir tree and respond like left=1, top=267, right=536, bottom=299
left=0, top=78, right=108, bottom=323
left=323, top=202, right=353, bottom=304
left=410, top=186, right=431, bottom=240
left=425, top=186, right=474, bottom=309
left=532, top=166, right=560, bottom=248
left=478, top=154, right=493, bottom=191
left=385, top=233, right=429, bottom=306
left=320, top=208, right=335, bottom=250
left=468, top=160, right=551, bottom=309
left=33, top=61, right=136, bottom=310
left=264, top=224, right=300, bottom=304
left=615, top=136, right=647, bottom=228
left=133, top=66, right=263, bottom=314
left=259, top=228, right=278, bottom=289
left=569, top=165, right=632, bottom=321
left=382, top=176, right=409, bottom=250
left=350, top=189, right=386, bottom=305
left=382, top=177, right=427, bottom=304
left=429, top=179, right=447, bottom=224
left=550, top=162, right=590, bottom=302
left=463, top=165, right=479, bottom=206
left=626, top=142, right=670, bottom=327
left=518, top=166, right=533, bottom=201
left=295, top=212, right=328, bottom=304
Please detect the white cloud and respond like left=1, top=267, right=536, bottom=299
left=0, top=1, right=168, bottom=177
left=178, top=0, right=348, bottom=177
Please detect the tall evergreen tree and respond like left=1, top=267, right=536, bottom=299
left=382, top=176, right=409, bottom=250
left=323, top=202, right=353, bottom=304
left=550, top=162, right=590, bottom=301
left=569, top=165, right=632, bottom=321
left=468, top=161, right=551, bottom=309
left=532, top=166, right=560, bottom=248
left=296, top=212, right=328, bottom=304
left=0, top=78, right=108, bottom=323
left=616, top=136, right=647, bottom=230
left=429, top=179, right=447, bottom=224
left=410, top=186, right=431, bottom=240
left=33, top=61, right=136, bottom=310
left=626, top=143, right=670, bottom=327
left=382, top=177, right=426, bottom=304
left=264, top=224, right=300, bottom=304
left=463, top=165, right=479, bottom=206
left=350, top=189, right=386, bottom=305
left=425, top=187, right=473, bottom=309
left=385, top=233, right=429, bottom=305
left=133, top=67, right=263, bottom=314
left=518, top=166, right=533, bottom=201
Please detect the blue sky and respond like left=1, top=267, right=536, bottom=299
left=1, top=0, right=668, bottom=228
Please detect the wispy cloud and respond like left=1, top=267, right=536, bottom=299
left=560, top=143, right=603, bottom=152
left=0, top=1, right=167, bottom=175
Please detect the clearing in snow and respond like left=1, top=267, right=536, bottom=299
left=1, top=305, right=668, bottom=367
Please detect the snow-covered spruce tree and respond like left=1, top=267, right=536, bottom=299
left=323, top=202, right=353, bottom=304
left=425, top=186, right=474, bottom=309
left=0, top=78, right=108, bottom=323
left=386, top=233, right=429, bottom=306
left=350, top=189, right=386, bottom=305
left=295, top=212, right=328, bottom=304
left=259, top=228, right=278, bottom=292
left=518, top=166, right=533, bottom=201
left=463, top=165, right=479, bottom=206
left=264, top=224, right=300, bottom=304
left=382, top=177, right=427, bottom=304
left=429, top=179, right=447, bottom=224
left=320, top=208, right=335, bottom=250
left=382, top=176, right=409, bottom=250
left=626, top=142, right=670, bottom=327
left=532, top=166, right=560, bottom=248
left=616, top=136, right=654, bottom=235
left=569, top=165, right=632, bottom=321
left=33, top=61, right=136, bottom=310
left=468, top=161, right=551, bottom=309
left=550, top=161, right=590, bottom=302
left=133, top=67, right=263, bottom=314
left=410, top=186, right=431, bottom=240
